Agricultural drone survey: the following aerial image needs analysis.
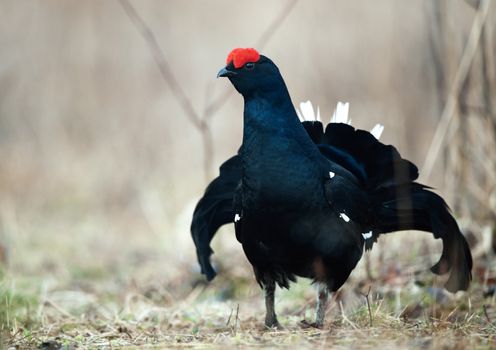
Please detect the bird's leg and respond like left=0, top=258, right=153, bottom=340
left=264, top=280, right=280, bottom=328
left=314, top=283, right=329, bottom=328
left=300, top=283, right=329, bottom=329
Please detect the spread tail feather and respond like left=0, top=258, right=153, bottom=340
left=375, top=184, right=472, bottom=292
left=303, top=120, right=472, bottom=292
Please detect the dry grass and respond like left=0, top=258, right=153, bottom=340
left=2, top=229, right=496, bottom=349
left=2, top=283, right=496, bottom=349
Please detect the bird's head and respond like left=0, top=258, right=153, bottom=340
left=217, top=48, right=284, bottom=97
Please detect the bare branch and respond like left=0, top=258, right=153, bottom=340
left=118, top=0, right=215, bottom=180
left=255, top=0, right=299, bottom=49
left=425, top=0, right=446, bottom=114
left=118, top=0, right=299, bottom=181
left=203, top=0, right=299, bottom=123
left=421, top=0, right=492, bottom=181
left=118, top=0, right=202, bottom=130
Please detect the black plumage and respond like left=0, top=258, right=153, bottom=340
left=191, top=50, right=472, bottom=328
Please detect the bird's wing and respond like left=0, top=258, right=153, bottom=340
left=190, top=155, right=241, bottom=280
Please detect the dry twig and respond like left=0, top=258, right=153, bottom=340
left=360, top=286, right=373, bottom=327
left=421, top=0, right=492, bottom=180
left=118, top=0, right=298, bottom=181
left=234, top=303, right=240, bottom=334
left=482, top=304, right=492, bottom=324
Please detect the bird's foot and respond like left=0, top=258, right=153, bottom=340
left=300, top=319, right=324, bottom=329
left=264, top=317, right=283, bottom=330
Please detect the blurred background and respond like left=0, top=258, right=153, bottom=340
left=1, top=0, right=496, bottom=345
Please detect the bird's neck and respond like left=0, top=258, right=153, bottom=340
left=241, top=86, right=319, bottom=159
left=239, top=86, right=323, bottom=210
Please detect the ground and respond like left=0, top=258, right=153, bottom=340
left=2, top=222, right=496, bottom=349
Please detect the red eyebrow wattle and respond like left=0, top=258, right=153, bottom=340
left=226, top=48, right=260, bottom=68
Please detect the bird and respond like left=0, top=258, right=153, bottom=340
left=191, top=47, right=472, bottom=328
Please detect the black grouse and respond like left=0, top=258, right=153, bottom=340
left=191, top=48, right=472, bottom=328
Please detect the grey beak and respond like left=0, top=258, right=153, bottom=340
left=217, top=66, right=237, bottom=78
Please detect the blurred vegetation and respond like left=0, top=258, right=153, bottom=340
left=1, top=0, right=496, bottom=348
